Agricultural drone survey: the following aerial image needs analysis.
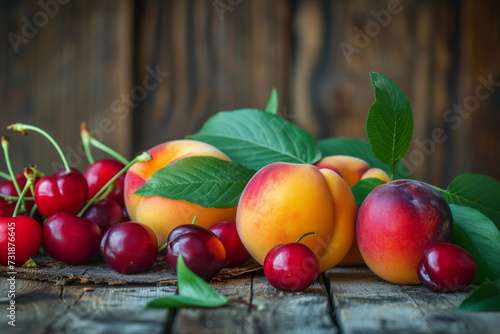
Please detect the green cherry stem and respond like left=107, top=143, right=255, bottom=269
left=29, top=203, right=38, bottom=218
left=80, top=122, right=95, bottom=165
left=190, top=216, right=198, bottom=224
left=1, top=136, right=22, bottom=196
left=89, top=137, right=129, bottom=165
left=158, top=242, right=168, bottom=254
left=295, top=232, right=318, bottom=244
left=96, top=184, right=117, bottom=202
left=0, top=193, right=34, bottom=201
left=12, top=168, right=37, bottom=217
left=8, top=123, right=71, bottom=173
left=0, top=171, right=11, bottom=180
left=77, top=152, right=152, bottom=216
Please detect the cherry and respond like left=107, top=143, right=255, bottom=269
left=167, top=217, right=206, bottom=243
left=82, top=198, right=126, bottom=234
left=209, top=221, right=251, bottom=267
left=166, top=225, right=226, bottom=281
left=263, top=232, right=319, bottom=292
left=84, top=159, right=126, bottom=207
left=0, top=216, right=42, bottom=266
left=417, top=242, right=476, bottom=292
left=42, top=212, right=102, bottom=265
left=100, top=222, right=158, bottom=274
left=34, top=169, right=89, bottom=217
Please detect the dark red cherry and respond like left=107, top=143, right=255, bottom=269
left=209, top=221, right=251, bottom=267
left=168, top=223, right=209, bottom=243
left=42, top=212, right=101, bottom=265
left=0, top=216, right=42, bottom=265
left=34, top=169, right=89, bottom=217
left=417, top=242, right=476, bottom=292
left=84, top=160, right=126, bottom=206
left=82, top=198, right=126, bottom=234
left=264, top=243, right=319, bottom=292
left=166, top=227, right=226, bottom=281
left=100, top=222, right=158, bottom=274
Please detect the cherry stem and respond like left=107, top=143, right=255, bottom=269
left=0, top=171, right=11, bottom=180
left=1, top=136, right=22, bottom=196
left=96, top=184, right=117, bottom=202
left=80, top=122, right=95, bottom=165
left=29, top=203, right=38, bottom=218
left=295, top=232, right=318, bottom=244
left=89, top=137, right=129, bottom=165
left=158, top=242, right=168, bottom=253
left=8, top=123, right=71, bottom=173
left=0, top=193, right=34, bottom=201
left=190, top=216, right=198, bottom=224
left=13, top=168, right=36, bottom=217
left=77, top=152, right=152, bottom=216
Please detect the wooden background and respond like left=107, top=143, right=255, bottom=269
left=1, top=0, right=499, bottom=188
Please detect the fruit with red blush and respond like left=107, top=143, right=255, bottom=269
left=209, top=221, right=251, bottom=267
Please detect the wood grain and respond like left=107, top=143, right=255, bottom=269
left=326, top=266, right=500, bottom=334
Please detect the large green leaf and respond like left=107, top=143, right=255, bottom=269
left=318, top=137, right=409, bottom=179
left=437, top=174, right=500, bottom=230
left=188, top=109, right=322, bottom=170
left=146, top=255, right=228, bottom=308
left=366, top=72, right=413, bottom=179
left=134, top=156, right=255, bottom=209
left=450, top=204, right=500, bottom=283
left=456, top=279, right=500, bottom=312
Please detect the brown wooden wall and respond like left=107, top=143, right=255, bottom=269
left=1, top=0, right=499, bottom=188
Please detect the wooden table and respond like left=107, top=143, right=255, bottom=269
left=1, top=256, right=499, bottom=334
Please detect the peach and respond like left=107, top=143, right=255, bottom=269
left=361, top=167, right=391, bottom=183
left=315, top=155, right=370, bottom=187
left=124, top=140, right=237, bottom=245
left=236, top=162, right=357, bottom=273
left=356, top=180, right=453, bottom=284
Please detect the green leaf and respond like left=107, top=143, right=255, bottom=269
left=265, top=88, right=278, bottom=114
left=135, top=156, right=255, bottom=209
left=351, top=178, right=386, bottom=207
left=450, top=204, right=500, bottom=283
left=189, top=109, right=322, bottom=171
left=318, top=137, right=409, bottom=179
left=366, top=72, right=413, bottom=179
left=146, top=255, right=228, bottom=309
left=437, top=174, right=500, bottom=231
left=456, top=279, right=500, bottom=312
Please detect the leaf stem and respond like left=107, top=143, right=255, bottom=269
left=89, top=137, right=129, bottom=165
left=8, top=123, right=71, bottom=173
left=80, top=122, right=95, bottom=165
left=77, top=152, right=152, bottom=216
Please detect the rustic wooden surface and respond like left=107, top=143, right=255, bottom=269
left=1, top=265, right=499, bottom=334
left=1, top=0, right=499, bottom=188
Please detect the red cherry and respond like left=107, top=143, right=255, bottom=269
left=82, top=198, right=126, bottom=234
left=209, top=221, right=251, bottom=267
left=166, top=226, right=226, bottom=281
left=35, top=169, right=89, bottom=217
left=0, top=216, right=42, bottom=265
left=264, top=243, right=319, bottom=292
left=100, top=222, right=158, bottom=274
left=84, top=160, right=126, bottom=207
left=168, top=223, right=208, bottom=243
left=42, top=212, right=101, bottom=265
left=417, top=242, right=476, bottom=292
left=0, top=172, right=37, bottom=216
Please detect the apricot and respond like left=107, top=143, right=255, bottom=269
left=124, top=140, right=237, bottom=245
left=356, top=180, right=453, bottom=284
left=236, top=162, right=357, bottom=273
left=361, top=167, right=391, bottom=183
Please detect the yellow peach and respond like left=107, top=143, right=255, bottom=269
left=315, top=155, right=370, bottom=187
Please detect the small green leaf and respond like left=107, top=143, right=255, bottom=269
left=366, top=72, right=413, bottom=179
left=450, top=204, right=500, bottom=283
left=146, top=255, right=228, bottom=309
left=318, top=137, right=409, bottom=179
left=265, top=88, right=278, bottom=114
left=437, top=174, right=500, bottom=231
left=135, top=156, right=255, bottom=209
left=351, top=178, right=386, bottom=207
left=189, top=109, right=322, bottom=171
left=456, top=278, right=500, bottom=312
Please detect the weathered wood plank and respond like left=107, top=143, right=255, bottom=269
left=0, top=279, right=83, bottom=334
left=327, top=267, right=500, bottom=334
left=0, top=254, right=261, bottom=286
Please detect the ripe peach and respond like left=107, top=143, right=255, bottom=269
left=124, top=140, right=237, bottom=245
left=236, top=162, right=357, bottom=273
left=361, top=167, right=391, bottom=183
left=315, top=155, right=371, bottom=187
left=356, top=180, right=453, bottom=284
